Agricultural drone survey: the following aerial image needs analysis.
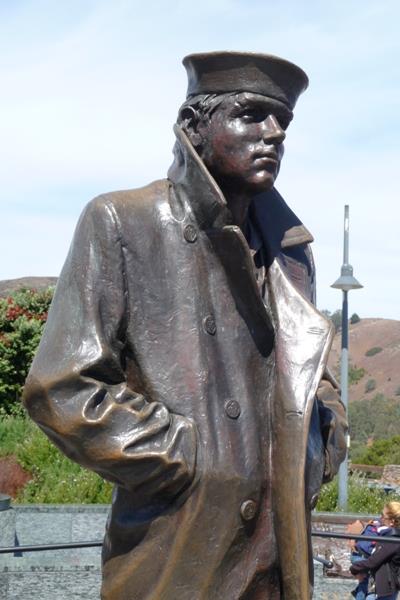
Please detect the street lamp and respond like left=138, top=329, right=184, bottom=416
left=331, top=205, right=363, bottom=511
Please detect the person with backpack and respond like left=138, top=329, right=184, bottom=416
left=349, top=517, right=390, bottom=599
left=349, top=518, right=380, bottom=599
left=350, top=502, right=400, bottom=600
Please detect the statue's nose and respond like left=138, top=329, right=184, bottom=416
left=262, top=115, right=286, bottom=144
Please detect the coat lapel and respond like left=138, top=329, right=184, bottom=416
left=168, top=126, right=275, bottom=355
left=267, top=258, right=334, bottom=599
left=207, top=225, right=274, bottom=357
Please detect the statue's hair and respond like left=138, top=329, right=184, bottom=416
left=176, top=92, right=237, bottom=130
left=169, top=93, right=237, bottom=174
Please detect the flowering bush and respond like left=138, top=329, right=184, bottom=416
left=0, top=288, right=53, bottom=412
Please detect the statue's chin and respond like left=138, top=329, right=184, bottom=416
left=214, top=172, right=277, bottom=197
left=244, top=176, right=277, bottom=194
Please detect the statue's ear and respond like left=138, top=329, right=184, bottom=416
left=178, top=106, right=203, bottom=147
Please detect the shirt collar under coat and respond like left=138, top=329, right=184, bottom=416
left=167, top=124, right=314, bottom=252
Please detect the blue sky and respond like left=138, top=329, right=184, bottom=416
left=1, top=0, right=399, bottom=319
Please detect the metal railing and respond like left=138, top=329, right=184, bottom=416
left=311, top=531, right=400, bottom=544
left=0, top=541, right=103, bottom=554
left=1, top=530, right=399, bottom=555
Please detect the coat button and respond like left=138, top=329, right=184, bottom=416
left=240, top=500, right=257, bottom=521
left=310, top=493, right=319, bottom=510
left=184, top=224, right=197, bottom=243
left=203, top=315, right=216, bottom=335
left=224, top=399, right=241, bottom=419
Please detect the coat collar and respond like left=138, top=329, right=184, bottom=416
left=167, top=125, right=231, bottom=229
left=167, top=124, right=313, bottom=249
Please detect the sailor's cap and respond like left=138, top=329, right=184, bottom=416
left=183, top=51, right=308, bottom=110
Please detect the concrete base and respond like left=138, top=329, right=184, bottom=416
left=0, top=508, right=16, bottom=548
left=0, top=559, right=356, bottom=600
left=0, top=557, right=101, bottom=600
left=0, top=505, right=107, bottom=600
left=0, top=505, right=357, bottom=599
left=313, top=562, right=356, bottom=599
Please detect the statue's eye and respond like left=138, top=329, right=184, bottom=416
left=275, top=111, right=293, bottom=130
left=239, top=108, right=265, bottom=122
left=277, top=116, right=290, bottom=130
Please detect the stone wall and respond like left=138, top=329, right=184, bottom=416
left=382, top=464, right=400, bottom=486
left=0, top=505, right=107, bottom=600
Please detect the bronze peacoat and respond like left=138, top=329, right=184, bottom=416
left=24, top=126, right=346, bottom=599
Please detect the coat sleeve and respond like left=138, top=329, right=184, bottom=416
left=23, top=196, right=198, bottom=505
left=350, top=540, right=400, bottom=574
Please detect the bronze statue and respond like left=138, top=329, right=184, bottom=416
left=24, top=52, right=347, bottom=599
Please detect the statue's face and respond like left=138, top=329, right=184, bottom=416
left=198, top=92, right=292, bottom=193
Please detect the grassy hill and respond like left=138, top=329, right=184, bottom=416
left=0, top=276, right=57, bottom=297
left=328, top=318, right=400, bottom=402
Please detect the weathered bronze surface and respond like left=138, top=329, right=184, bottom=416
left=24, top=52, right=347, bottom=599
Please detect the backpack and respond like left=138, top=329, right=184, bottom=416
left=355, top=522, right=379, bottom=558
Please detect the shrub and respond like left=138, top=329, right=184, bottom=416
left=317, top=472, right=400, bottom=513
left=365, top=346, right=383, bottom=357
left=365, top=379, right=376, bottom=393
left=348, top=365, right=365, bottom=386
left=316, top=476, right=338, bottom=512
left=0, top=288, right=53, bottom=412
left=349, top=440, right=369, bottom=464
left=0, top=406, right=33, bottom=453
left=350, top=313, right=361, bottom=324
left=0, top=412, right=112, bottom=503
left=395, top=386, right=400, bottom=397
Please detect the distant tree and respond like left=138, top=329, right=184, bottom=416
left=355, top=435, right=400, bottom=466
left=350, top=313, right=361, bottom=324
left=365, top=379, right=377, bottom=393
left=348, top=394, right=400, bottom=445
left=321, top=309, right=342, bottom=332
left=395, top=386, right=400, bottom=397
left=321, top=309, right=332, bottom=319
left=330, top=309, right=342, bottom=333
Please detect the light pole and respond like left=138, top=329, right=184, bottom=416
left=331, top=205, right=363, bottom=511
